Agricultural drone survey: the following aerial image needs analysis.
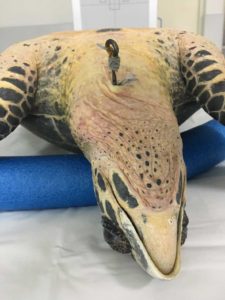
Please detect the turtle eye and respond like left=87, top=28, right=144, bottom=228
left=181, top=210, right=189, bottom=245
left=101, top=216, right=131, bottom=254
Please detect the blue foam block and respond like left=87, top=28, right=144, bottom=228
left=0, top=120, right=225, bottom=211
left=182, top=120, right=225, bottom=179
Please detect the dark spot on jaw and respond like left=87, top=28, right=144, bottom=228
left=189, top=46, right=197, bottom=51
left=1, top=77, right=27, bottom=93
left=55, top=46, right=61, bottom=51
left=97, top=173, right=106, bottom=192
left=176, top=172, right=183, bottom=204
left=28, top=76, right=33, bottom=82
left=31, top=70, right=36, bottom=75
left=0, top=88, right=23, bottom=103
left=181, top=210, right=189, bottom=245
left=119, top=132, right=123, bottom=136
left=8, top=66, right=26, bottom=76
left=146, top=151, right=150, bottom=156
left=125, top=227, right=148, bottom=270
left=23, top=62, right=30, bottom=67
left=145, top=161, right=149, bottom=166
left=112, top=173, right=138, bottom=208
left=140, top=173, right=144, bottom=180
left=146, top=183, right=152, bottom=188
left=23, top=43, right=30, bottom=47
left=102, top=216, right=131, bottom=254
left=136, top=154, right=142, bottom=159
left=154, top=31, right=161, bottom=35
left=158, top=39, right=164, bottom=44
left=95, top=189, right=104, bottom=212
left=105, top=200, right=118, bottom=224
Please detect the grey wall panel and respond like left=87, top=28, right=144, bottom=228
left=0, top=23, right=73, bottom=52
left=204, top=13, right=224, bottom=49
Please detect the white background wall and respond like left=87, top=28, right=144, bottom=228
left=204, top=0, right=224, bottom=48
left=158, top=0, right=205, bottom=33
left=205, top=0, right=224, bottom=13
left=0, top=0, right=73, bottom=28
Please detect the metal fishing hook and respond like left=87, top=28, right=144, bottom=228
left=105, top=39, right=120, bottom=85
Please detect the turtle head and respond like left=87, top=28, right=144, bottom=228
left=89, top=117, right=188, bottom=280
left=70, top=86, right=188, bottom=279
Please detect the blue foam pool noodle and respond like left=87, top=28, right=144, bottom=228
left=0, top=120, right=225, bottom=211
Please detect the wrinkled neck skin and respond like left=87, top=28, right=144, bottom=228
left=69, top=51, right=187, bottom=280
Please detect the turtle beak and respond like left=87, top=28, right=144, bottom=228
left=118, top=202, right=184, bottom=280
left=93, top=166, right=185, bottom=280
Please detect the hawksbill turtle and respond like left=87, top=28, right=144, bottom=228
left=0, top=28, right=224, bottom=280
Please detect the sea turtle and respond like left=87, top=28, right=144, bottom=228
left=0, top=28, right=224, bottom=280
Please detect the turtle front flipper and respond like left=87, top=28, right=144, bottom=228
left=178, top=32, right=225, bottom=124
left=0, top=42, right=37, bottom=140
